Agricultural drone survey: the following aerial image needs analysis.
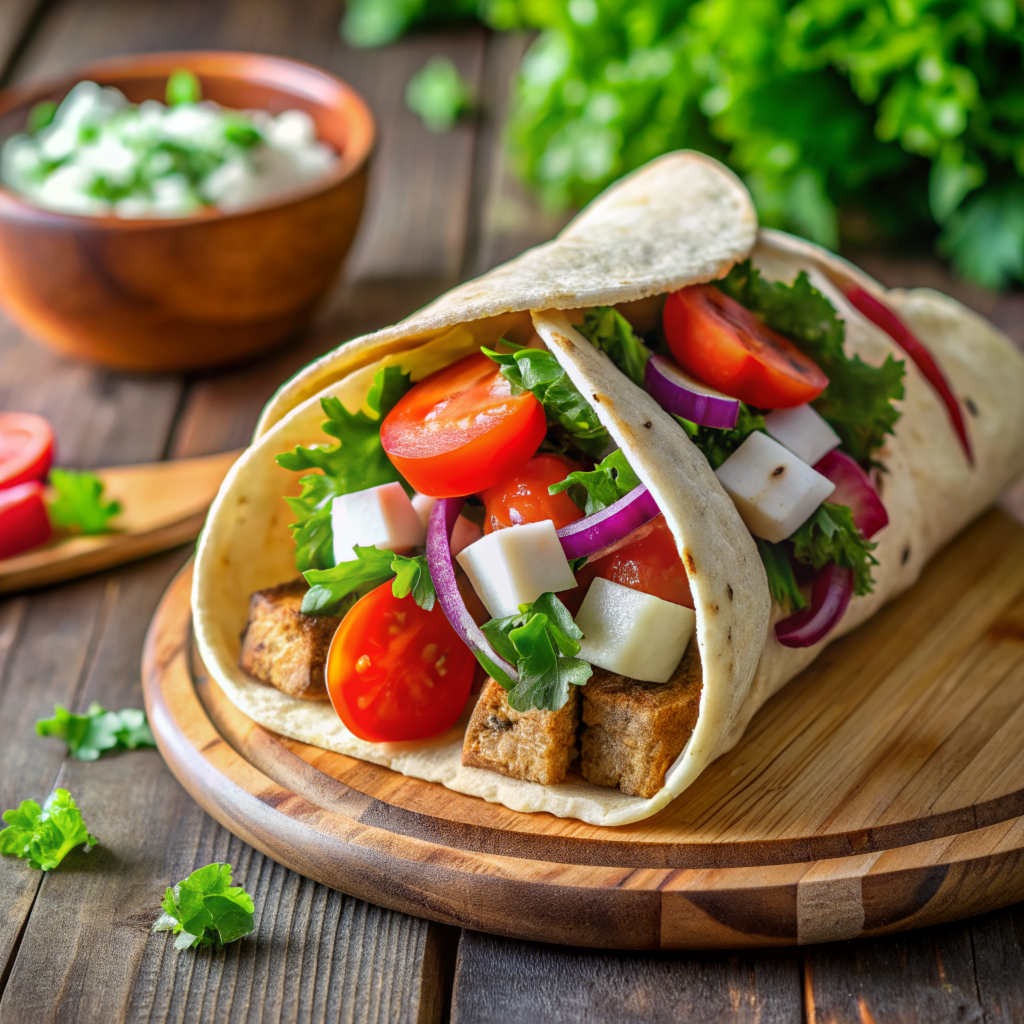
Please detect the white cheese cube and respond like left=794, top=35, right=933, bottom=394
left=411, top=493, right=482, bottom=556
left=714, top=431, right=836, bottom=543
left=575, top=578, right=695, bottom=683
left=764, top=404, right=841, bottom=467
left=331, top=482, right=425, bottom=564
left=456, top=521, right=577, bottom=619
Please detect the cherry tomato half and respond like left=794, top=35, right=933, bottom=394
left=0, top=481, right=52, bottom=559
left=381, top=352, right=547, bottom=498
left=574, top=514, right=694, bottom=612
left=0, top=412, right=54, bottom=489
left=326, top=581, right=477, bottom=742
left=480, top=454, right=584, bottom=534
left=663, top=285, right=829, bottom=409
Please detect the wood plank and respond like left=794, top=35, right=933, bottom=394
left=449, top=931, right=802, bottom=1023
left=971, top=905, right=1024, bottom=1021
left=803, top=924, right=984, bottom=1024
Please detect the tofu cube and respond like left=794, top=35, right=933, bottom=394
left=411, top=493, right=481, bottom=555
left=764, top=404, right=841, bottom=467
left=575, top=578, right=695, bottom=683
left=714, top=431, right=835, bottom=543
left=332, top=482, right=425, bottom=565
left=456, top=521, right=577, bottom=619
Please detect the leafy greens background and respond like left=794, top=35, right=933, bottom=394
left=345, top=0, right=1024, bottom=290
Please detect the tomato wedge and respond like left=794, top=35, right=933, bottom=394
left=573, top=514, right=694, bottom=612
left=325, top=581, right=477, bottom=742
left=381, top=352, right=546, bottom=498
left=0, top=412, right=54, bottom=489
left=480, top=454, right=583, bottom=534
left=663, top=285, right=829, bottom=409
left=0, top=481, right=52, bottom=559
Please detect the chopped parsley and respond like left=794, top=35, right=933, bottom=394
left=276, top=366, right=412, bottom=572
left=790, top=503, right=879, bottom=598
left=36, top=702, right=155, bottom=760
left=152, top=862, right=255, bottom=951
left=47, top=468, right=121, bottom=535
left=302, top=547, right=436, bottom=616
left=0, top=789, right=97, bottom=870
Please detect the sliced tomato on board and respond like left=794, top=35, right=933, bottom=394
left=0, top=412, right=54, bottom=489
left=381, top=352, right=547, bottom=498
left=572, top=514, right=694, bottom=614
left=325, top=580, right=477, bottom=742
left=480, top=454, right=584, bottom=534
left=0, top=481, right=52, bottom=560
left=663, top=285, right=829, bottom=409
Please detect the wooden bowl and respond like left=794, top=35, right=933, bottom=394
left=0, top=52, right=375, bottom=372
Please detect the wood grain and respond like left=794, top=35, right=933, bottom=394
left=144, top=505, right=1024, bottom=949
left=0, top=449, right=240, bottom=595
left=450, top=931, right=803, bottom=1024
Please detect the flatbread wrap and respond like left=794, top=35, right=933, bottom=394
left=193, top=151, right=1024, bottom=827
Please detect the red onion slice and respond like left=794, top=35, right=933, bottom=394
left=644, top=354, right=740, bottom=429
left=555, top=485, right=660, bottom=561
left=775, top=563, right=854, bottom=648
left=427, top=496, right=518, bottom=685
left=814, top=450, right=888, bottom=539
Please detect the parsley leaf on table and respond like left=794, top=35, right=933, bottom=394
left=303, top=547, right=437, bottom=615
left=718, top=261, right=905, bottom=463
left=576, top=307, right=650, bottom=388
left=484, top=342, right=609, bottom=458
left=36, top=702, right=155, bottom=761
left=152, top=863, right=255, bottom=951
left=548, top=448, right=640, bottom=515
left=47, top=469, right=121, bottom=535
left=790, top=503, right=879, bottom=597
left=276, top=366, right=412, bottom=572
left=481, top=592, right=592, bottom=712
left=0, top=789, right=97, bottom=870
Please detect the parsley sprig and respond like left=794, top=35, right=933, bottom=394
left=481, top=592, right=592, bottom=712
left=548, top=448, right=639, bottom=516
left=47, top=468, right=121, bottom=535
left=302, top=547, right=436, bottom=616
left=791, top=503, right=878, bottom=598
left=276, top=366, right=412, bottom=572
left=152, top=863, right=255, bottom=951
left=36, top=703, right=155, bottom=761
left=0, top=789, right=97, bottom=870
left=483, top=342, right=609, bottom=458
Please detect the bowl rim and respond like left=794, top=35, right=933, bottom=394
left=0, top=49, right=376, bottom=231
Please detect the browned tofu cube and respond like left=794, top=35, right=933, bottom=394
left=581, top=644, right=703, bottom=799
left=462, top=678, right=579, bottom=785
left=239, top=578, right=340, bottom=701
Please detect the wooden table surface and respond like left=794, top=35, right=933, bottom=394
left=2, top=2, right=1024, bottom=1022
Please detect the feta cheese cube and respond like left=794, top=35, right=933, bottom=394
left=410, top=493, right=481, bottom=556
left=331, top=482, right=425, bottom=564
left=764, top=404, right=841, bottom=467
left=456, top=521, right=577, bottom=619
left=714, top=431, right=836, bottom=543
left=575, top=578, right=696, bottom=683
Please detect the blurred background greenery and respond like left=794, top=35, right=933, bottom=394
left=351, top=0, right=1024, bottom=291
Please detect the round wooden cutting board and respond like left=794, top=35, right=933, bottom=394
left=143, top=509, right=1024, bottom=950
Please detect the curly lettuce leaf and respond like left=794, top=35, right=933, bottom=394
left=152, top=862, right=255, bottom=951
left=576, top=307, right=650, bottom=388
left=481, top=591, right=591, bottom=712
left=276, top=366, right=412, bottom=572
left=36, top=702, right=155, bottom=761
left=718, top=261, right=905, bottom=463
left=47, top=469, right=121, bottom=535
left=547, top=447, right=639, bottom=515
left=0, top=789, right=97, bottom=870
left=483, top=342, right=609, bottom=458
left=302, top=547, right=436, bottom=615
left=790, top=502, right=878, bottom=597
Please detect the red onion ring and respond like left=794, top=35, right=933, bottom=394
left=814, top=450, right=888, bottom=539
left=775, top=563, right=854, bottom=648
left=555, top=485, right=660, bottom=561
left=644, top=354, right=740, bottom=429
left=427, top=496, right=518, bottom=685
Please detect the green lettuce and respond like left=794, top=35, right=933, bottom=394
left=36, top=702, right=155, bottom=760
left=0, top=789, right=97, bottom=870
left=302, top=547, right=436, bottom=616
left=576, top=307, right=649, bottom=388
left=547, top=447, right=639, bottom=515
left=790, top=502, right=878, bottom=598
left=47, top=469, right=121, bottom=535
left=152, top=863, right=255, bottom=951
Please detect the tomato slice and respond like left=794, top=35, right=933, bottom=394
left=480, top=454, right=584, bottom=534
left=0, top=481, right=53, bottom=559
left=573, top=514, right=694, bottom=612
left=326, top=581, right=477, bottom=742
left=381, top=352, right=546, bottom=498
left=663, top=285, right=829, bottom=408
left=0, top=412, right=54, bottom=489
